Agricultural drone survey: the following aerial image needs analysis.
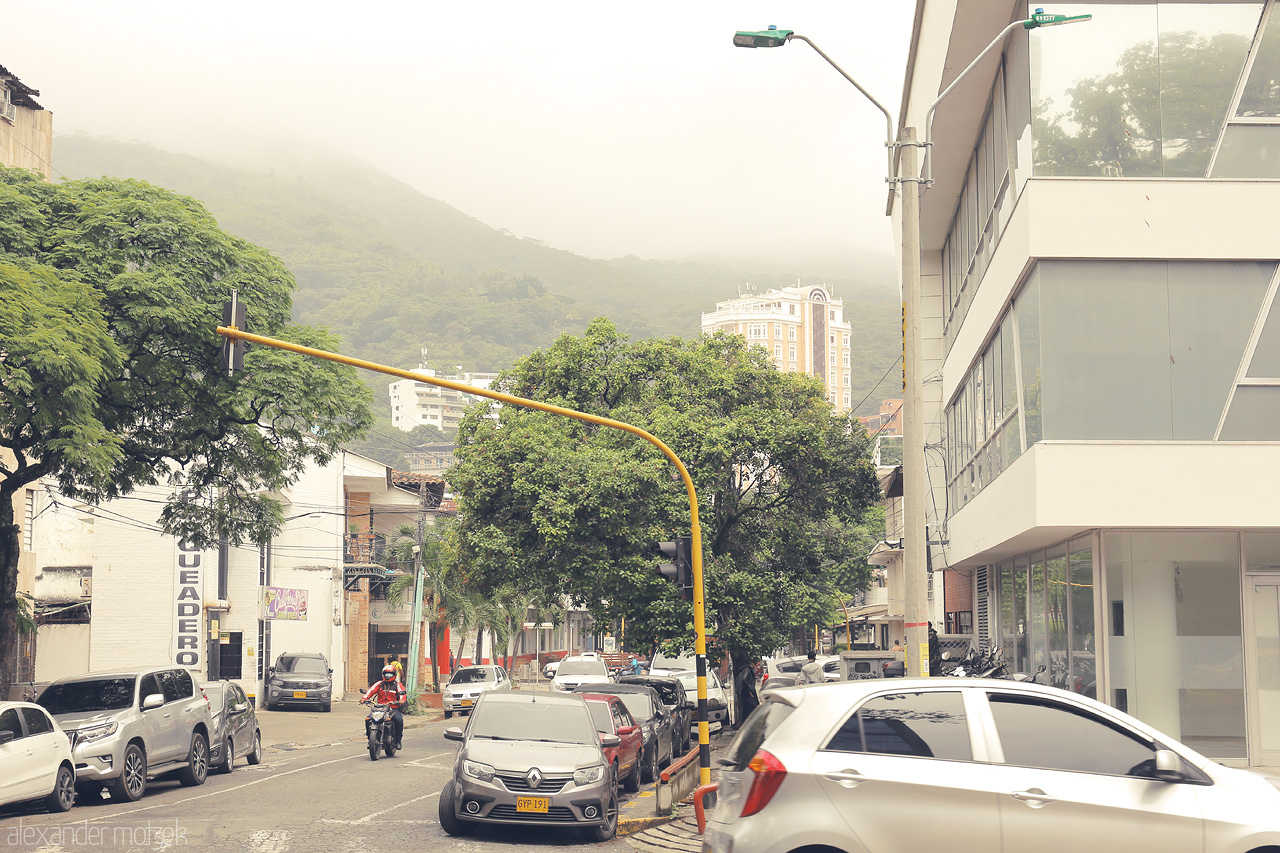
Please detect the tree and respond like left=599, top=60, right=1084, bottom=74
left=447, top=318, right=882, bottom=675
left=0, top=167, right=373, bottom=694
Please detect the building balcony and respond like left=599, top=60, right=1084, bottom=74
left=344, top=532, right=387, bottom=565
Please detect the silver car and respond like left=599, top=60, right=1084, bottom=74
left=440, top=690, right=620, bottom=842
left=705, top=678, right=1280, bottom=853
left=37, top=667, right=214, bottom=802
left=443, top=665, right=511, bottom=719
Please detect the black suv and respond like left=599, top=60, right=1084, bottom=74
left=265, top=653, right=333, bottom=712
left=617, top=674, right=692, bottom=755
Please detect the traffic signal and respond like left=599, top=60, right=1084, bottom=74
left=656, top=536, right=694, bottom=602
left=221, top=293, right=246, bottom=376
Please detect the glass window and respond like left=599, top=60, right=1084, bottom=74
left=1014, top=556, right=1030, bottom=673
left=1030, top=552, right=1049, bottom=672
left=988, top=693, right=1158, bottom=777
left=21, top=707, right=53, bottom=735
left=1246, top=291, right=1280, bottom=378
left=1236, top=8, right=1280, bottom=117
left=0, top=708, right=22, bottom=740
left=1069, top=537, right=1097, bottom=699
left=723, top=701, right=795, bottom=771
left=159, top=669, right=193, bottom=703
left=1246, top=532, right=1280, bottom=571
left=823, top=692, right=972, bottom=761
left=1221, top=386, right=1280, bottom=440
left=1168, top=261, right=1273, bottom=437
left=138, top=674, right=161, bottom=705
left=1212, top=124, right=1280, bottom=179
left=1047, top=544, right=1069, bottom=684
left=1015, top=277, right=1042, bottom=444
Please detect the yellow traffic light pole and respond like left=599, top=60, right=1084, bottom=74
left=217, top=325, right=716, bottom=785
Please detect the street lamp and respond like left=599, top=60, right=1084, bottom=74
left=734, top=10, right=1089, bottom=677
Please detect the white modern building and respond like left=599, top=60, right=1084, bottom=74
left=388, top=369, right=499, bottom=432
left=898, top=1, right=1280, bottom=766
left=701, top=284, right=857, bottom=414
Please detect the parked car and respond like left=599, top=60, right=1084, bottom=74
left=706, top=677, right=1280, bottom=853
left=762, top=654, right=840, bottom=688
left=443, top=665, right=511, bottom=719
left=200, top=681, right=262, bottom=774
left=670, top=669, right=730, bottom=732
left=0, top=700, right=76, bottom=813
left=580, top=693, right=645, bottom=794
left=550, top=656, right=612, bottom=693
left=440, top=690, right=620, bottom=841
left=618, top=674, right=693, bottom=754
left=265, top=652, right=333, bottom=711
left=37, top=667, right=213, bottom=802
left=647, top=652, right=697, bottom=677
left=542, top=660, right=560, bottom=680
left=573, top=682, right=675, bottom=783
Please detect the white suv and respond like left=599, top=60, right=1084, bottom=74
left=38, top=667, right=214, bottom=802
left=550, top=657, right=612, bottom=692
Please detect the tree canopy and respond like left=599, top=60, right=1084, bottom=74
left=0, top=166, right=373, bottom=693
left=447, top=319, right=882, bottom=667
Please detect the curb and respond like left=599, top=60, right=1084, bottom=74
left=618, top=815, right=675, bottom=838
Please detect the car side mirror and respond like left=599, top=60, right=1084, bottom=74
left=618, top=725, right=637, bottom=735
left=601, top=733, right=621, bottom=748
left=143, top=693, right=165, bottom=710
left=0, top=730, right=15, bottom=745
left=444, top=726, right=465, bottom=742
left=328, top=668, right=333, bottom=674
left=232, top=702, right=248, bottom=713
left=1153, top=749, right=1187, bottom=782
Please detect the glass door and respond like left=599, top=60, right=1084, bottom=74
left=1248, top=579, right=1280, bottom=766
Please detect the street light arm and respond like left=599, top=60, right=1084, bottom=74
left=786, top=34, right=895, bottom=180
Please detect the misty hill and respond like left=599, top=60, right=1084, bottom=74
left=52, top=134, right=901, bottom=420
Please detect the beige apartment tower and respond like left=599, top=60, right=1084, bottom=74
left=701, top=284, right=855, bottom=414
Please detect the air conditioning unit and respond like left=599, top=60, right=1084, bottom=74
left=80, top=577, right=92, bottom=597
left=0, top=101, right=15, bottom=123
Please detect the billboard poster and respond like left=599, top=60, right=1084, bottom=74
left=264, top=586, right=309, bottom=621
left=173, top=488, right=206, bottom=670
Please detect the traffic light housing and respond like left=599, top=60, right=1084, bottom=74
left=656, top=536, right=694, bottom=602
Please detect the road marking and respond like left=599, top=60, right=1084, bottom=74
left=319, top=789, right=441, bottom=825
left=246, top=829, right=292, bottom=852
left=66, top=754, right=363, bottom=823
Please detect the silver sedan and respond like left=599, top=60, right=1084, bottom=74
left=705, top=678, right=1280, bottom=853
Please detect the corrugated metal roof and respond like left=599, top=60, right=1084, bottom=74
left=0, top=63, right=44, bottom=110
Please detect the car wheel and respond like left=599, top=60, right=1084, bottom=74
left=178, top=733, right=208, bottom=786
left=444, top=710, right=452, bottom=719
left=623, top=750, right=642, bottom=793
left=46, top=763, right=76, bottom=812
left=583, top=787, right=618, bottom=842
left=110, top=743, right=147, bottom=802
left=218, top=737, right=234, bottom=774
left=640, top=742, right=658, bottom=784
left=438, top=780, right=478, bottom=836
left=246, top=730, right=263, bottom=765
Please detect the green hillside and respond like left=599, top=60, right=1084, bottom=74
left=51, top=134, right=901, bottom=422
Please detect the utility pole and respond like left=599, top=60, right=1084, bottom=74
left=407, top=478, right=428, bottom=697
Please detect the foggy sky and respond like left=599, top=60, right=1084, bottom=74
left=3, top=2, right=915, bottom=280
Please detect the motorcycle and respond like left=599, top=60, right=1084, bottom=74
left=362, top=701, right=398, bottom=761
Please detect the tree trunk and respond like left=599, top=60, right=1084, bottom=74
left=0, top=486, right=20, bottom=699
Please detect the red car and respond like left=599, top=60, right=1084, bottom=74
left=581, top=694, right=644, bottom=793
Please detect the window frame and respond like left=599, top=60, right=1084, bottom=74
left=819, top=687, right=983, bottom=763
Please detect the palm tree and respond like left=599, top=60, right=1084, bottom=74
left=385, top=521, right=460, bottom=691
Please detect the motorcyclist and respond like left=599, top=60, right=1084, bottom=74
left=362, top=664, right=407, bottom=749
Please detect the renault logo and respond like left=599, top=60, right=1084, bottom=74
left=526, top=767, right=543, bottom=789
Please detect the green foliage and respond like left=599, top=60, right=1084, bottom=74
left=0, top=164, right=374, bottom=692
left=448, top=319, right=883, bottom=666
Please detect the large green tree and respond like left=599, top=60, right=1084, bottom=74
left=447, top=318, right=882, bottom=673
left=0, top=166, right=373, bottom=695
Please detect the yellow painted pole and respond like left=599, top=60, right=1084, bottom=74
left=217, top=325, right=715, bottom=784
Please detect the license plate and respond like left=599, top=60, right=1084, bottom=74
left=461, top=699, right=473, bottom=706
left=516, top=796, right=549, bottom=813
left=293, top=691, right=307, bottom=699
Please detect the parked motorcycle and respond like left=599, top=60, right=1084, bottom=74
left=362, top=701, right=398, bottom=761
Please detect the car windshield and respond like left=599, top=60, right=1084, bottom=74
left=652, top=653, right=695, bottom=671
left=449, top=668, right=495, bottom=685
left=557, top=660, right=608, bottom=676
left=280, top=656, right=327, bottom=674
left=614, top=693, right=654, bottom=720
left=39, top=677, right=135, bottom=714
left=675, top=671, right=720, bottom=691
left=470, top=700, right=596, bottom=744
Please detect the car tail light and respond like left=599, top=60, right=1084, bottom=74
left=739, top=749, right=786, bottom=817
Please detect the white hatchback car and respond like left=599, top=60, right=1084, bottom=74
left=706, top=678, right=1280, bottom=853
left=442, top=665, right=511, bottom=719
left=0, top=701, right=76, bottom=813
left=671, top=669, right=729, bottom=733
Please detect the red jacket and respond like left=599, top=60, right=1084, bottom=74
left=363, top=679, right=407, bottom=707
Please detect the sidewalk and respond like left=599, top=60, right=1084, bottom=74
left=255, top=699, right=442, bottom=753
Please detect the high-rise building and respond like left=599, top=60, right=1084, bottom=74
left=700, top=284, right=855, bottom=413
left=388, top=370, right=499, bottom=433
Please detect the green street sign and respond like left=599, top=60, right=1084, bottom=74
left=1024, top=9, right=1093, bottom=28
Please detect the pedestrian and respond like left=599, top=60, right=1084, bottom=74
left=735, top=660, right=759, bottom=725
left=388, top=655, right=404, bottom=681
left=797, top=649, right=825, bottom=685
left=891, top=639, right=904, bottom=654
left=928, top=622, right=942, bottom=675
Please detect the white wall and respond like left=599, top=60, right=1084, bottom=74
left=35, top=625, right=90, bottom=682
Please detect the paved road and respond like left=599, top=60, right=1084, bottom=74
left=0, top=701, right=729, bottom=852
